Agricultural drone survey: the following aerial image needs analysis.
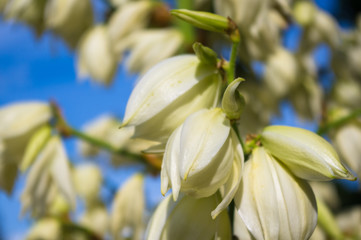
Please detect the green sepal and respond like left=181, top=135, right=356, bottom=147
left=222, top=78, right=246, bottom=120
left=193, top=42, right=218, bottom=66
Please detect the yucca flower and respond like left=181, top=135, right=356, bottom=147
left=0, top=101, right=52, bottom=193
left=161, top=108, right=244, bottom=218
left=110, top=173, right=145, bottom=240
left=234, top=147, right=317, bottom=240
left=122, top=55, right=222, bottom=144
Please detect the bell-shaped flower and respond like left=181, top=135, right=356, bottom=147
left=161, top=108, right=244, bottom=218
left=261, top=125, right=355, bottom=181
left=3, top=0, right=46, bottom=34
left=79, top=204, right=109, bottom=237
left=264, top=47, right=298, bottom=98
left=77, top=25, right=117, bottom=85
left=121, top=28, right=185, bottom=73
left=21, top=135, right=76, bottom=217
left=332, top=123, right=361, bottom=181
left=234, top=147, right=318, bottom=240
left=145, top=193, right=231, bottom=240
left=45, top=0, right=93, bottom=48
left=108, top=0, right=154, bottom=53
left=110, top=173, right=145, bottom=240
left=73, top=163, right=102, bottom=207
left=122, top=55, right=222, bottom=143
left=0, top=101, right=52, bottom=193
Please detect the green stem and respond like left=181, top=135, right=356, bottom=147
left=61, top=220, right=101, bottom=240
left=227, top=41, right=239, bottom=84
left=231, top=123, right=245, bottom=154
left=316, top=198, right=343, bottom=240
left=317, top=107, right=361, bottom=135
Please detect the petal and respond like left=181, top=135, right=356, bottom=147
left=211, top=129, right=244, bottom=219
left=235, top=147, right=317, bottom=240
left=261, top=125, right=355, bottom=181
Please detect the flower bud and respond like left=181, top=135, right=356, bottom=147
left=332, top=124, right=361, bottom=181
left=80, top=205, right=109, bottom=236
left=161, top=108, right=244, bottom=218
left=73, top=164, right=102, bottom=206
left=45, top=0, right=93, bottom=48
left=122, top=28, right=184, bottom=73
left=108, top=1, right=153, bottom=47
left=261, top=125, right=356, bottom=181
left=293, top=1, right=316, bottom=26
left=77, top=25, right=117, bottom=85
left=264, top=47, right=298, bottom=98
left=192, top=42, right=218, bottom=67
left=234, top=147, right=317, bottom=240
left=4, top=0, right=46, bottom=34
left=145, top=193, right=231, bottom=240
left=222, top=78, right=245, bottom=120
left=171, top=9, right=229, bottom=33
left=110, top=173, right=145, bottom=240
left=122, top=55, right=222, bottom=143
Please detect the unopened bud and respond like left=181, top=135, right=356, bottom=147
left=222, top=78, right=246, bottom=120
left=171, top=9, right=228, bottom=33
left=193, top=42, right=218, bottom=67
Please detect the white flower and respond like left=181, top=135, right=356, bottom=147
left=108, top=0, right=153, bottom=51
left=122, top=55, right=222, bottom=143
left=161, top=108, right=244, bottom=218
left=264, top=47, right=298, bottom=98
left=261, top=125, right=355, bottom=181
left=110, top=173, right=145, bottom=240
left=336, top=206, right=361, bottom=238
left=73, top=164, right=102, bottom=207
left=77, top=25, right=117, bottom=85
left=122, top=28, right=185, bottom=73
left=333, top=124, right=361, bottom=180
left=79, top=204, right=109, bottom=236
left=145, top=193, right=231, bottom=240
left=0, top=101, right=52, bottom=193
left=234, top=147, right=317, bottom=240
left=45, top=0, right=93, bottom=47
left=21, top=135, right=76, bottom=217
left=3, top=0, right=46, bottom=34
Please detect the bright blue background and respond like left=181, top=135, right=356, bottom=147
left=0, top=0, right=359, bottom=238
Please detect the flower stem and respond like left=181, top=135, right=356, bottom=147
left=317, top=107, right=361, bottom=135
left=316, top=198, right=344, bottom=240
left=227, top=41, right=239, bottom=84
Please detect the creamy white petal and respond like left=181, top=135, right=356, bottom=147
left=211, top=129, right=244, bottom=219
left=261, top=125, right=355, bottom=180
left=122, top=55, right=221, bottom=142
left=0, top=101, right=51, bottom=138
left=145, top=194, right=231, bottom=240
left=235, top=147, right=317, bottom=240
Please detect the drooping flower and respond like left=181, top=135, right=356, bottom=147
left=45, top=0, right=93, bottom=47
left=21, top=135, right=76, bottom=217
left=145, top=193, right=231, bottom=240
left=110, top=173, right=145, bottom=240
left=261, top=125, right=355, bottom=181
left=77, top=25, right=117, bottom=85
left=122, top=55, right=222, bottom=144
left=161, top=108, right=244, bottom=218
left=234, top=147, right=318, bottom=240
left=0, top=101, right=52, bottom=193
